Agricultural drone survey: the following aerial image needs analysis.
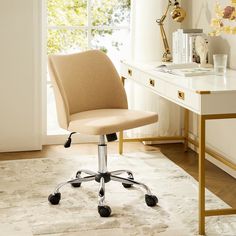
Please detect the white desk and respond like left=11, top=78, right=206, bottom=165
left=119, top=60, right=236, bottom=235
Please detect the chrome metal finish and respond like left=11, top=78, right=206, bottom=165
left=110, top=175, right=152, bottom=195
left=50, top=135, right=157, bottom=212
left=98, top=135, right=107, bottom=173
left=98, top=177, right=105, bottom=206
left=76, top=169, right=97, bottom=177
left=110, top=170, right=133, bottom=178
left=99, top=135, right=105, bottom=145
left=54, top=175, right=95, bottom=193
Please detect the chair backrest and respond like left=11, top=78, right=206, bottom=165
left=48, top=50, right=128, bottom=129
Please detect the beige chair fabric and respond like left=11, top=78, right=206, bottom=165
left=69, top=109, right=157, bottom=135
left=48, top=50, right=158, bottom=135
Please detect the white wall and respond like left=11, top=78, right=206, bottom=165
left=132, top=0, right=167, bottom=61
left=0, top=0, right=42, bottom=152
left=182, top=0, right=236, bottom=68
left=182, top=0, right=236, bottom=177
left=132, top=0, right=179, bottom=62
left=127, top=0, right=182, bottom=138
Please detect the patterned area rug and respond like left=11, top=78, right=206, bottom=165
left=0, top=151, right=236, bottom=236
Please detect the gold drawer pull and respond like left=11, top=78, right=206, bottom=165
left=149, top=79, right=155, bottom=87
left=178, top=90, right=185, bottom=100
left=128, top=69, right=132, bottom=76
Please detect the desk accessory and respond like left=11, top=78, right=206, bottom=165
left=156, top=0, right=186, bottom=62
left=213, top=54, right=228, bottom=75
left=172, top=29, right=210, bottom=65
left=195, top=36, right=209, bottom=66
left=156, top=62, right=214, bottom=77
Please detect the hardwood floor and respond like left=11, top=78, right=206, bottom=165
left=0, top=142, right=235, bottom=207
left=158, top=143, right=236, bottom=208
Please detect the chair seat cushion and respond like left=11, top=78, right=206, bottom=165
left=68, top=109, right=158, bottom=135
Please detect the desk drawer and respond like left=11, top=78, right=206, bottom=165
left=120, top=64, right=139, bottom=80
left=140, top=72, right=166, bottom=94
left=167, top=84, right=200, bottom=112
left=121, top=65, right=167, bottom=97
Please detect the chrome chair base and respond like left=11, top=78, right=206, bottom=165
left=48, top=135, right=158, bottom=217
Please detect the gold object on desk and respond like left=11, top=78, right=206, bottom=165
left=156, top=0, right=186, bottom=62
left=149, top=78, right=155, bottom=87
left=128, top=69, right=132, bottom=76
left=177, top=90, right=185, bottom=100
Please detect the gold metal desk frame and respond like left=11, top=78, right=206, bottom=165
left=119, top=76, right=236, bottom=236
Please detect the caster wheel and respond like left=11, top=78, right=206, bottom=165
left=145, top=194, right=158, bottom=207
left=98, top=205, right=111, bottom=217
left=122, top=177, right=134, bottom=188
left=48, top=192, right=61, bottom=205
left=76, top=171, right=81, bottom=178
left=71, top=171, right=82, bottom=187
left=71, top=182, right=81, bottom=188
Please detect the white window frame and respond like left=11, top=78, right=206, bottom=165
left=43, top=0, right=131, bottom=145
left=47, top=0, right=130, bottom=49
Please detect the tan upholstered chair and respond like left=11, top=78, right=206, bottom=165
left=48, top=50, right=158, bottom=217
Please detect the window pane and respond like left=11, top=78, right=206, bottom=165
left=47, top=29, right=87, bottom=55
left=91, top=29, right=130, bottom=69
left=47, top=0, right=87, bottom=26
left=91, top=0, right=130, bottom=26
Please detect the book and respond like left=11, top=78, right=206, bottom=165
left=178, top=29, right=204, bottom=64
left=172, top=29, right=208, bottom=64
left=172, top=31, right=179, bottom=63
left=155, top=63, right=214, bottom=77
left=178, top=29, right=203, bottom=34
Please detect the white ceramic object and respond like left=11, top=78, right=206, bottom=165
left=195, top=35, right=208, bottom=66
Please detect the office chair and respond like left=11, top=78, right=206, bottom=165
left=48, top=50, right=159, bottom=217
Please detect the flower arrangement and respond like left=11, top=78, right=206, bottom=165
left=210, top=0, right=236, bottom=35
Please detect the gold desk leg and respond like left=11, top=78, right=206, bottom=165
left=184, top=109, right=189, bottom=152
left=119, top=131, right=123, bottom=155
left=199, top=115, right=206, bottom=235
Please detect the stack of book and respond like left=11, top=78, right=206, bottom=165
left=172, top=29, right=208, bottom=64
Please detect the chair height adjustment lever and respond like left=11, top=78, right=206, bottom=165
left=64, top=132, right=76, bottom=148
left=106, top=133, right=117, bottom=142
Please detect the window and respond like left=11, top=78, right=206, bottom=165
left=46, top=0, right=131, bottom=135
